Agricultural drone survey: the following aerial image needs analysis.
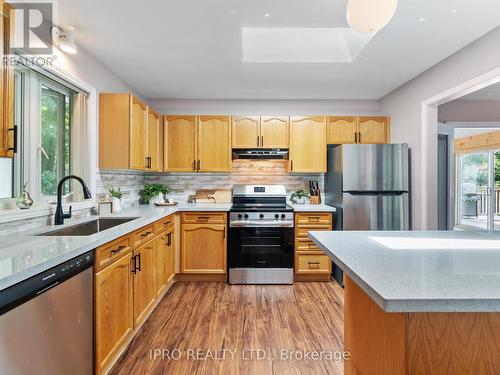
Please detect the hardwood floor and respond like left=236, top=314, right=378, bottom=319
left=110, top=281, right=345, bottom=375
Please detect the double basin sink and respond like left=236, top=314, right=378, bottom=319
left=39, top=217, right=139, bottom=236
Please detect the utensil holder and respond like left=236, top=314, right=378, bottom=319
left=310, top=196, right=320, bottom=205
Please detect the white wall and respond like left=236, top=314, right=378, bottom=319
left=380, top=26, right=500, bottom=230
left=439, top=100, right=500, bottom=123
left=148, top=99, right=381, bottom=115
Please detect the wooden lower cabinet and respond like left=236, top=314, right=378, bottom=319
left=155, top=227, right=175, bottom=296
left=294, top=212, right=333, bottom=281
left=181, top=213, right=227, bottom=274
left=95, top=253, right=134, bottom=374
left=133, top=239, right=157, bottom=327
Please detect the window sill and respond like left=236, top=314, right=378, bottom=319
left=0, top=200, right=96, bottom=225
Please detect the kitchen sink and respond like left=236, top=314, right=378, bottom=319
left=38, top=217, right=139, bottom=236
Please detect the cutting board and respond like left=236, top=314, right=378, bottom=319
left=192, top=189, right=232, bottom=203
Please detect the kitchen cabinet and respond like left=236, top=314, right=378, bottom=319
left=289, top=116, right=326, bottom=173
left=147, top=109, right=162, bottom=171
left=181, top=212, right=227, bottom=274
left=132, top=239, right=156, bottom=327
left=327, top=116, right=390, bottom=144
left=165, top=115, right=231, bottom=172
left=155, top=227, right=175, bottom=296
left=261, top=116, right=289, bottom=148
left=0, top=0, right=14, bottom=158
left=100, top=93, right=160, bottom=171
left=294, top=212, right=332, bottom=281
left=95, top=253, right=134, bottom=374
left=197, top=116, right=232, bottom=172
left=164, top=115, right=197, bottom=171
left=232, top=116, right=289, bottom=149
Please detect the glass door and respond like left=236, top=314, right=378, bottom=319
left=457, top=151, right=498, bottom=230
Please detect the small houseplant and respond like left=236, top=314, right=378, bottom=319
left=290, top=189, right=310, bottom=204
left=140, top=184, right=172, bottom=204
left=108, top=186, right=125, bottom=213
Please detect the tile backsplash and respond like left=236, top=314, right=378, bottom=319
left=146, top=160, right=324, bottom=201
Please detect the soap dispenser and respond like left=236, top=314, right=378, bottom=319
left=16, top=182, right=34, bottom=209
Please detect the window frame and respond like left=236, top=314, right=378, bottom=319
left=0, top=58, right=97, bottom=222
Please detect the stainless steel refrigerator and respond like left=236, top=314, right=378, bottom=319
left=325, top=144, right=410, bottom=285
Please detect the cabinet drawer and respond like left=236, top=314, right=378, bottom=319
left=95, top=235, right=133, bottom=272
left=295, top=238, right=322, bottom=253
left=133, top=225, right=155, bottom=247
left=295, top=224, right=332, bottom=238
left=154, top=215, right=175, bottom=234
left=295, top=212, right=332, bottom=225
left=182, top=212, right=226, bottom=224
left=296, top=254, right=331, bottom=274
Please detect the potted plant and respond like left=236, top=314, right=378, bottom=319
left=140, top=184, right=172, bottom=205
left=290, top=189, right=310, bottom=204
left=108, top=186, right=125, bottom=213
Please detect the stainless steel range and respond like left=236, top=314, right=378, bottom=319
left=228, top=185, right=294, bottom=284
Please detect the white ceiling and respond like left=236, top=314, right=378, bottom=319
left=461, top=82, right=500, bottom=100
left=58, top=0, right=500, bottom=100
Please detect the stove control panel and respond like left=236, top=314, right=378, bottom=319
left=230, top=212, right=294, bottom=227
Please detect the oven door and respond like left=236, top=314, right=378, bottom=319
left=229, top=226, right=294, bottom=268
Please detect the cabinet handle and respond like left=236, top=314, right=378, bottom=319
left=290, top=160, right=293, bottom=171
left=261, top=135, right=264, bottom=147
left=308, top=261, right=321, bottom=268
left=354, top=132, right=358, bottom=143
left=166, top=232, right=172, bottom=246
left=223, top=227, right=226, bottom=239
left=193, top=160, right=197, bottom=171
left=197, top=216, right=210, bottom=221
left=141, top=231, right=152, bottom=237
left=110, top=245, right=126, bottom=254
left=131, top=256, right=137, bottom=273
left=358, top=132, right=361, bottom=143
left=257, top=135, right=260, bottom=147
left=136, top=253, right=142, bottom=271
left=308, top=216, right=320, bottom=222
left=164, top=220, right=172, bottom=226
left=197, top=160, right=201, bottom=171
left=8, top=126, right=17, bottom=153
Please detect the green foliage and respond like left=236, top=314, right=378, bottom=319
left=290, top=189, right=310, bottom=203
left=140, top=184, right=172, bottom=203
left=108, top=186, right=125, bottom=199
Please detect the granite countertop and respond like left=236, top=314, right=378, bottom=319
left=0, top=203, right=231, bottom=291
left=309, top=230, right=500, bottom=313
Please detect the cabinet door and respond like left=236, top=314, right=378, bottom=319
left=289, top=116, right=326, bottom=173
left=181, top=223, right=226, bottom=273
left=232, top=116, right=260, bottom=148
left=0, top=1, right=14, bottom=158
left=327, top=116, right=357, bottom=144
left=147, top=108, right=161, bottom=171
left=129, top=96, right=148, bottom=170
left=95, top=253, right=134, bottom=374
left=133, top=240, right=156, bottom=327
left=197, top=116, right=231, bottom=172
left=154, top=234, right=167, bottom=297
left=357, top=117, right=390, bottom=144
left=261, top=116, right=289, bottom=148
left=166, top=228, right=175, bottom=282
left=165, top=115, right=197, bottom=172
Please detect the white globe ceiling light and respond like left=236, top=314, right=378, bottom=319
left=346, top=0, right=398, bottom=33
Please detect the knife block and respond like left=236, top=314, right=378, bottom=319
left=310, top=196, right=320, bottom=205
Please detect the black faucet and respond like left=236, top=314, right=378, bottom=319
left=54, top=175, right=92, bottom=225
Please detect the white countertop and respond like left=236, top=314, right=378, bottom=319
left=309, top=230, right=500, bottom=313
left=0, top=203, right=231, bottom=291
left=288, top=202, right=336, bottom=212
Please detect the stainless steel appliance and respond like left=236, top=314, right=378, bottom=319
left=229, top=185, right=294, bottom=284
left=325, top=144, right=410, bottom=285
left=0, top=251, right=94, bottom=375
left=232, top=149, right=288, bottom=160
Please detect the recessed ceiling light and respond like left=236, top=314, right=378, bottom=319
left=264, top=13, right=270, bottom=18
left=452, top=9, right=457, bottom=13
left=231, top=9, right=238, bottom=14
left=418, top=17, right=426, bottom=22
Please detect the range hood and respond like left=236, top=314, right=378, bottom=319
left=232, top=149, right=289, bottom=160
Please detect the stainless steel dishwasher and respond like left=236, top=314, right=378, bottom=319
left=0, top=251, right=94, bottom=375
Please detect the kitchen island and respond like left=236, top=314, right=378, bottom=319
left=309, top=230, right=500, bottom=375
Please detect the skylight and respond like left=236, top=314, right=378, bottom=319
left=242, top=27, right=375, bottom=63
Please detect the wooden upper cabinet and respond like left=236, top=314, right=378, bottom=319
left=181, top=222, right=227, bottom=274
left=164, top=115, right=197, bottom=172
left=327, top=116, right=357, bottom=144
left=289, top=116, right=326, bottom=173
left=261, top=116, right=289, bottom=148
left=129, top=97, right=148, bottom=170
left=232, top=116, right=260, bottom=148
left=357, top=116, right=390, bottom=144
left=95, top=253, right=134, bottom=375
left=0, top=1, right=14, bottom=158
left=100, top=93, right=156, bottom=171
left=197, top=116, right=231, bottom=172
left=147, top=108, right=161, bottom=171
